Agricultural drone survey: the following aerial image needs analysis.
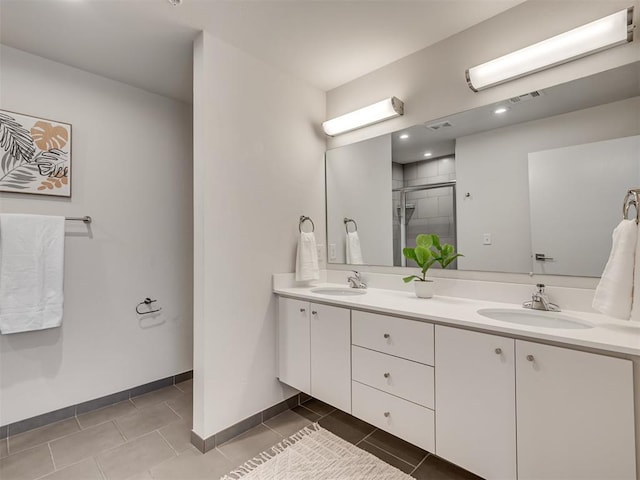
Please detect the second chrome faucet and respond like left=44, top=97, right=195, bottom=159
left=523, top=283, right=560, bottom=311
left=347, top=271, right=367, bottom=289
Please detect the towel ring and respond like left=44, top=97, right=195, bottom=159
left=299, top=215, right=315, bottom=233
left=623, top=189, right=640, bottom=224
left=344, top=218, right=358, bottom=233
left=136, top=298, right=162, bottom=315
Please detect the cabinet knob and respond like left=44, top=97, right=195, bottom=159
left=495, top=348, right=502, bottom=355
left=383, top=372, right=390, bottom=378
left=526, top=354, right=535, bottom=362
left=383, top=333, right=390, bottom=339
left=300, top=308, right=306, bottom=313
left=311, top=311, right=317, bottom=315
left=383, top=411, right=390, bottom=418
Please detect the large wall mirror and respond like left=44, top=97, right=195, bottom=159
left=325, top=61, right=640, bottom=277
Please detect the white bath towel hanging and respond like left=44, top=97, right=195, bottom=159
left=630, top=223, right=640, bottom=323
left=346, top=231, right=363, bottom=265
left=296, top=232, right=319, bottom=282
left=592, top=219, right=637, bottom=320
left=0, top=214, right=65, bottom=334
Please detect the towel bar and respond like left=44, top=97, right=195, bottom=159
left=344, top=217, right=358, bottom=233
left=65, top=216, right=92, bottom=224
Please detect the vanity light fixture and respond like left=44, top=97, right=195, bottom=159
left=466, top=7, right=634, bottom=91
left=322, top=97, right=404, bottom=136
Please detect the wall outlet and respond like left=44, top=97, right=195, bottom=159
left=329, top=244, right=337, bottom=261
left=483, top=233, right=492, bottom=245
left=316, top=244, right=324, bottom=262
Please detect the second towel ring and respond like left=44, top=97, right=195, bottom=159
left=344, top=218, right=358, bottom=233
left=299, top=215, right=315, bottom=233
left=623, top=189, right=640, bottom=224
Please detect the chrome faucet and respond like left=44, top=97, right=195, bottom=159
left=347, top=271, right=367, bottom=289
left=523, top=283, right=560, bottom=312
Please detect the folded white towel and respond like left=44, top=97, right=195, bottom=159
left=0, top=214, right=65, bottom=334
left=346, top=231, right=363, bottom=265
left=631, top=223, right=640, bottom=323
left=296, top=232, right=319, bottom=282
left=592, top=219, right=637, bottom=320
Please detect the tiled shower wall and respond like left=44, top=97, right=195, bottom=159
left=394, top=156, right=457, bottom=267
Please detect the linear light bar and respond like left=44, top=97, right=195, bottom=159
left=322, top=97, right=404, bottom=136
left=466, top=7, right=634, bottom=92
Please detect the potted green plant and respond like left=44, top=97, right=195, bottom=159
left=402, top=234, right=463, bottom=298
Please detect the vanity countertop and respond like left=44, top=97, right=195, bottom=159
left=274, top=283, right=640, bottom=356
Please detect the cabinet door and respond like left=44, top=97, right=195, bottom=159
left=310, top=303, right=351, bottom=413
left=435, top=326, right=517, bottom=480
left=516, top=340, right=636, bottom=480
left=277, top=297, right=310, bottom=393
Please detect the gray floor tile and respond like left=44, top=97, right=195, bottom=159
left=96, top=432, right=176, bottom=480
left=166, top=392, right=192, bottom=421
left=318, top=409, right=376, bottom=445
left=290, top=405, right=321, bottom=423
left=299, top=398, right=335, bottom=417
left=76, top=400, right=138, bottom=429
left=39, top=458, right=103, bottom=480
left=0, top=444, right=55, bottom=480
left=50, top=421, right=125, bottom=468
left=0, top=439, right=7, bottom=459
left=150, top=448, right=233, bottom=480
left=412, top=454, right=484, bottom=480
left=263, top=410, right=313, bottom=438
left=363, top=428, right=428, bottom=467
left=130, top=386, right=182, bottom=409
left=216, top=424, right=282, bottom=466
left=174, top=379, right=192, bottom=394
left=358, top=440, right=415, bottom=474
left=8, top=418, right=80, bottom=455
left=115, top=402, right=180, bottom=440
left=159, top=420, right=193, bottom=453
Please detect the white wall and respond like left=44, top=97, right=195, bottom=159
left=0, top=46, right=193, bottom=425
left=456, top=97, right=640, bottom=273
left=192, top=33, right=326, bottom=439
left=326, top=0, right=639, bottom=150
left=326, top=134, right=392, bottom=265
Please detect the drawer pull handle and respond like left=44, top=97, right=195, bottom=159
left=311, top=311, right=317, bottom=315
left=300, top=308, right=306, bottom=313
left=383, top=333, right=390, bottom=339
left=383, top=372, right=390, bottom=378
left=495, top=348, right=502, bottom=355
left=383, top=411, right=390, bottom=418
left=526, top=354, right=535, bottom=362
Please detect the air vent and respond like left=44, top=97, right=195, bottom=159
left=508, top=91, right=543, bottom=104
left=425, top=120, right=453, bottom=131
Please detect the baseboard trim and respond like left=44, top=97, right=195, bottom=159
left=0, top=370, right=193, bottom=439
left=191, top=393, right=301, bottom=453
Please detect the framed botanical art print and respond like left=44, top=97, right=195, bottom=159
left=0, top=109, right=72, bottom=197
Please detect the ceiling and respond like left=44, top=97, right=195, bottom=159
left=0, top=0, right=525, bottom=103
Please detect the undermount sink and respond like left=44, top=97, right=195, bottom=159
left=477, top=308, right=594, bottom=329
left=310, top=287, right=367, bottom=296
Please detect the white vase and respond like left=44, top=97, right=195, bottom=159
left=414, top=280, right=434, bottom=298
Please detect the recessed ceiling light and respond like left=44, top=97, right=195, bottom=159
left=168, top=0, right=182, bottom=5
left=399, top=134, right=409, bottom=140
left=494, top=107, right=509, bottom=114
left=423, top=152, right=432, bottom=157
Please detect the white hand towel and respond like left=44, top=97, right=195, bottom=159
left=346, top=231, right=363, bottom=265
left=296, top=232, right=319, bottom=282
left=630, top=223, right=640, bottom=323
left=592, top=219, right=637, bottom=320
left=0, top=214, right=65, bottom=334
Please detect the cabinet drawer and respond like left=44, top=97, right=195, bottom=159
left=352, top=346, right=434, bottom=408
left=352, top=311, right=434, bottom=365
left=352, top=381, right=435, bottom=453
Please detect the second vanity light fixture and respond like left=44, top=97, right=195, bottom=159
left=322, top=97, right=404, bottom=136
left=466, top=7, right=634, bottom=91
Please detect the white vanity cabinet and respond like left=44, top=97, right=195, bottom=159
left=351, top=311, right=435, bottom=452
left=435, top=325, right=637, bottom=480
left=277, top=297, right=351, bottom=414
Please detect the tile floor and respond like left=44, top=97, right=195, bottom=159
left=0, top=380, right=482, bottom=480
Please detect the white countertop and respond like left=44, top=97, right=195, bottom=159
left=274, top=283, right=640, bottom=356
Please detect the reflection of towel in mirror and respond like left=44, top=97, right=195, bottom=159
left=296, top=232, right=319, bottom=281
left=0, top=214, right=65, bottom=334
left=592, top=219, right=637, bottom=320
left=346, top=231, right=363, bottom=265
